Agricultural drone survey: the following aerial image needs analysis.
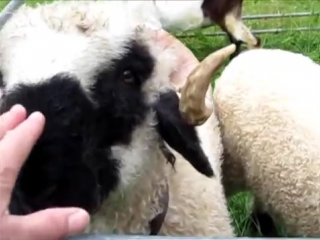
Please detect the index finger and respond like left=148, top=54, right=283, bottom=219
left=0, top=111, right=45, bottom=214
left=0, top=105, right=27, bottom=140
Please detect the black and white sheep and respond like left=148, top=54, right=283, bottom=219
left=0, top=1, right=235, bottom=236
left=213, top=48, right=320, bottom=237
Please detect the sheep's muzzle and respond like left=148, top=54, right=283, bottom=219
left=179, top=44, right=236, bottom=126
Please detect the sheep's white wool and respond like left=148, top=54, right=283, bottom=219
left=108, top=0, right=206, bottom=31
left=0, top=1, right=234, bottom=236
left=0, top=1, right=178, bottom=95
left=214, top=48, right=320, bottom=236
left=152, top=0, right=206, bottom=31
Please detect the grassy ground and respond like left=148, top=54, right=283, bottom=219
left=1, top=0, right=319, bottom=237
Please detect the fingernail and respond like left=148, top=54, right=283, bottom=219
left=67, top=209, right=90, bottom=235
left=28, top=111, right=44, bottom=122
left=10, top=104, right=24, bottom=112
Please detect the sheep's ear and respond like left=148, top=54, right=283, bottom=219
left=153, top=90, right=214, bottom=178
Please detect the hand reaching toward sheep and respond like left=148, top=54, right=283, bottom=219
left=0, top=105, right=90, bottom=240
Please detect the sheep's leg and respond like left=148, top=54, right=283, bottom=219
left=250, top=199, right=279, bottom=237
left=201, top=0, right=261, bottom=58
left=251, top=211, right=279, bottom=237
left=218, top=6, right=262, bottom=59
left=223, top=12, right=261, bottom=50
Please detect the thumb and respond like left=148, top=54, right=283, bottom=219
left=1, top=208, right=90, bottom=240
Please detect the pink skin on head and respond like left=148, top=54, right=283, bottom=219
left=154, top=29, right=200, bottom=89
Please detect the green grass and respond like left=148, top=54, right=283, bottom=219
left=1, top=0, right=319, bottom=237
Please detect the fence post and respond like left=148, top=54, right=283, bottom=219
left=0, top=0, right=24, bottom=30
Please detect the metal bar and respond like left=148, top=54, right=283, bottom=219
left=242, top=11, right=320, bottom=20
left=175, top=27, right=320, bottom=38
left=0, top=0, right=24, bottom=30
left=67, top=235, right=312, bottom=240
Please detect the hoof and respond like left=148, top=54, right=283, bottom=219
left=229, top=40, right=243, bottom=60
left=253, top=35, right=262, bottom=48
left=251, top=211, right=279, bottom=237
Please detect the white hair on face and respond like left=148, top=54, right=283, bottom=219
left=0, top=1, right=178, bottom=97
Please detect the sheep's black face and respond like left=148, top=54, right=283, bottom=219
left=2, top=39, right=156, bottom=216
left=2, top=75, right=105, bottom=215
left=89, top=40, right=155, bottom=146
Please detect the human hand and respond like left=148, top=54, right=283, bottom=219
left=0, top=105, right=90, bottom=240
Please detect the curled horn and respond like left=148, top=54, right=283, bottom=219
left=179, top=44, right=236, bottom=126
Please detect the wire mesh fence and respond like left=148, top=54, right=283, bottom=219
left=175, top=11, right=320, bottom=38
left=0, top=0, right=319, bottom=35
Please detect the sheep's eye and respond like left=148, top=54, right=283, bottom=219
left=122, top=70, right=136, bottom=84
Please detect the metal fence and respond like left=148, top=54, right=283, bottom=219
left=0, top=0, right=23, bottom=28
left=0, top=0, right=319, bottom=35
left=68, top=235, right=309, bottom=240
left=176, top=11, right=320, bottom=38
left=0, top=0, right=318, bottom=239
